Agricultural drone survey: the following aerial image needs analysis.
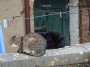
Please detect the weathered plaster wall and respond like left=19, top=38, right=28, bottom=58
left=81, top=9, right=89, bottom=43
left=0, top=0, right=34, bottom=53
left=69, top=0, right=79, bottom=45
left=79, top=1, right=90, bottom=43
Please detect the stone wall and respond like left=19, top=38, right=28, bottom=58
left=0, top=43, right=90, bottom=67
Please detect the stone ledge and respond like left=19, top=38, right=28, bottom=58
left=0, top=43, right=90, bottom=67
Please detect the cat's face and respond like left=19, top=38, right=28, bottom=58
left=9, top=35, right=21, bottom=47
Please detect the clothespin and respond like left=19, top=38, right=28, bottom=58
left=3, top=19, right=5, bottom=28
left=3, top=19, right=8, bottom=28
left=60, top=12, right=62, bottom=18
left=9, top=19, right=13, bottom=27
left=7, top=20, right=10, bottom=27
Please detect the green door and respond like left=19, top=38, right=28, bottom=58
left=46, top=9, right=63, bottom=33
left=34, top=0, right=70, bottom=45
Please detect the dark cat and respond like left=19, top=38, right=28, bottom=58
left=39, top=31, right=66, bottom=49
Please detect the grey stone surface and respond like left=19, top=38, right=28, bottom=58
left=0, top=53, right=35, bottom=67
left=0, top=43, right=90, bottom=67
left=69, top=0, right=79, bottom=45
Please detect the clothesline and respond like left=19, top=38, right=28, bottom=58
left=0, top=7, right=90, bottom=28
left=13, top=7, right=90, bottom=19
left=1, top=7, right=90, bottom=21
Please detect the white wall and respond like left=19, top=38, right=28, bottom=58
left=69, top=0, right=79, bottom=45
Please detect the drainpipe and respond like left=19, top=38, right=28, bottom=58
left=24, top=0, right=31, bottom=34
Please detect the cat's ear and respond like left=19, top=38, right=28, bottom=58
left=12, top=35, right=16, bottom=40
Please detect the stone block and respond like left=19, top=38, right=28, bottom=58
left=0, top=43, right=90, bottom=67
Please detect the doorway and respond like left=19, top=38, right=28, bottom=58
left=34, top=0, right=70, bottom=45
